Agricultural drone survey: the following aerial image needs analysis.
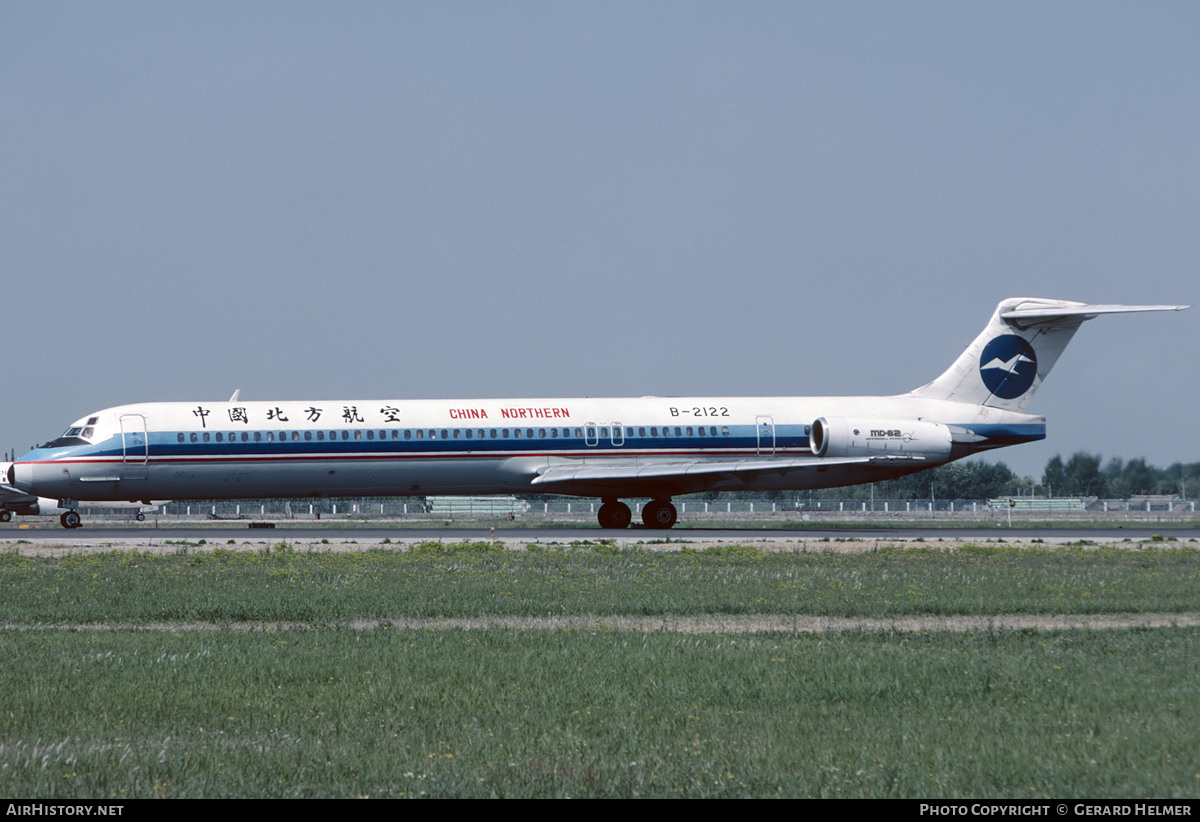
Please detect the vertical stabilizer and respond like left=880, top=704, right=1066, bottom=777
left=907, top=298, right=1187, bottom=412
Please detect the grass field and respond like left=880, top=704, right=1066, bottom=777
left=0, top=539, right=1196, bottom=798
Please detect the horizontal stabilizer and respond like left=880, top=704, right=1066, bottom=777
left=1000, top=303, right=1188, bottom=328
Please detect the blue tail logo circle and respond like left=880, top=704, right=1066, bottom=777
left=979, top=335, right=1038, bottom=399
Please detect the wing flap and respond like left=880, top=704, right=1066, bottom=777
left=530, top=455, right=925, bottom=492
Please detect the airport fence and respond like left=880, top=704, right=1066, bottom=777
left=73, top=495, right=1200, bottom=523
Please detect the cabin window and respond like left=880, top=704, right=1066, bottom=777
left=316, top=431, right=324, bottom=441
left=490, top=429, right=497, bottom=439
left=366, top=430, right=374, bottom=440
left=416, top=430, right=424, bottom=440
left=538, top=428, right=546, bottom=438
left=305, top=431, right=313, bottom=441
left=215, top=433, right=223, bottom=442
left=514, top=428, right=522, bottom=439
left=203, top=433, right=210, bottom=443
left=177, top=434, right=185, bottom=443
left=441, top=429, right=449, bottom=440
left=686, top=427, right=693, bottom=436
left=721, top=427, right=730, bottom=436
left=353, top=431, right=361, bottom=441
left=453, top=429, right=460, bottom=439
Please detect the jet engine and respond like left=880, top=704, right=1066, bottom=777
left=810, top=417, right=953, bottom=459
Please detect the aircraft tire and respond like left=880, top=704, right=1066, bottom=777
left=0, top=510, right=11, bottom=523
left=60, top=511, right=82, bottom=529
left=598, top=501, right=632, bottom=529
left=136, top=512, right=145, bottom=522
left=642, top=500, right=677, bottom=529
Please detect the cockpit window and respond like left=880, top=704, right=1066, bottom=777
left=40, top=425, right=94, bottom=449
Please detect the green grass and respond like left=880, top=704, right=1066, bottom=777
left=0, top=628, right=1195, bottom=798
left=0, top=541, right=1196, bottom=623
left=0, top=542, right=1196, bottom=797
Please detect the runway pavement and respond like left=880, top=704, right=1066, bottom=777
left=2, top=521, right=1197, bottom=547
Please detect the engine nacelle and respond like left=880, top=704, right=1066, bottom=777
left=810, top=417, right=953, bottom=459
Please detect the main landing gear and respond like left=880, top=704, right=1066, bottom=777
left=641, top=499, right=678, bottom=529
left=60, top=511, right=82, bottom=529
left=596, top=498, right=677, bottom=530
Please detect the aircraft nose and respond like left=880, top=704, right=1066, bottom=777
left=9, top=461, right=31, bottom=491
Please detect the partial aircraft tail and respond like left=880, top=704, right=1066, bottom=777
left=908, top=298, right=1187, bottom=412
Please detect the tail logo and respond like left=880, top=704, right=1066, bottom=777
left=979, top=335, right=1038, bottom=399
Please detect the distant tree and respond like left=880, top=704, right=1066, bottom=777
left=1063, top=452, right=1105, bottom=497
left=1042, top=454, right=1067, bottom=497
left=1042, top=452, right=1198, bottom=498
left=1118, top=457, right=1155, bottom=496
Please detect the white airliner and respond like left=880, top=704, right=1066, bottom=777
left=6, top=298, right=1186, bottom=529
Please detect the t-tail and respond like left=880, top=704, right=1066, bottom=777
left=907, top=298, right=1188, bottom=412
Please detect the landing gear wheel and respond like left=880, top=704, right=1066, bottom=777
left=0, top=510, right=11, bottom=523
left=135, top=512, right=145, bottom=522
left=642, top=500, right=677, bottom=529
left=60, top=511, right=82, bottom=529
left=597, top=501, right=632, bottom=529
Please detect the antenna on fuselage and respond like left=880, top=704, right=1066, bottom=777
left=229, top=389, right=241, bottom=403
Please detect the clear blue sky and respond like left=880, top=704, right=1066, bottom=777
left=3, top=1, right=1196, bottom=479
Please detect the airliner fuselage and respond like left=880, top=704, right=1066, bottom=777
left=9, top=394, right=1041, bottom=499
left=8, top=299, right=1185, bottom=528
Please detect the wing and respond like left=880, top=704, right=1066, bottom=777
left=528, top=454, right=926, bottom=496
